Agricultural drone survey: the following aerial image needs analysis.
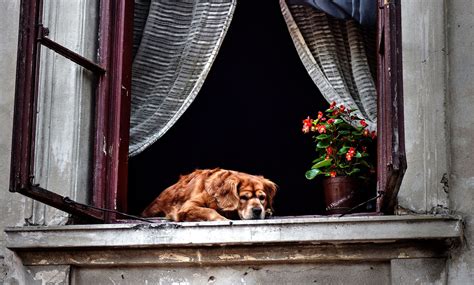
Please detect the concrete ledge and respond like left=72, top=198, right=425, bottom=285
left=5, top=215, right=463, bottom=249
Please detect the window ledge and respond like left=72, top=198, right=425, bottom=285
left=5, top=215, right=462, bottom=250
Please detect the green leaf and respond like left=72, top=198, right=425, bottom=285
left=316, top=134, right=330, bottom=140
left=312, top=159, right=332, bottom=169
left=355, top=152, right=363, bottom=158
left=338, top=146, right=350, bottom=154
left=312, top=155, right=326, bottom=164
left=316, top=141, right=330, bottom=149
left=325, top=108, right=334, bottom=113
left=352, top=131, right=363, bottom=136
left=305, top=169, right=322, bottom=180
left=359, top=160, right=371, bottom=168
left=334, top=119, right=344, bottom=125
left=338, top=130, right=351, bottom=135
left=347, top=168, right=361, bottom=176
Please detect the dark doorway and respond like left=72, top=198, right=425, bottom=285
left=128, top=0, right=327, bottom=216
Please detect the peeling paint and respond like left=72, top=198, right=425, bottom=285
left=158, top=253, right=191, bottom=262
left=218, top=254, right=241, bottom=260
left=242, top=255, right=257, bottom=261
left=33, top=269, right=66, bottom=285
left=398, top=252, right=410, bottom=259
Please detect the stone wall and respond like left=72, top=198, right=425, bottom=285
left=0, top=2, right=26, bottom=283
left=445, top=0, right=474, bottom=283
left=0, top=0, right=473, bottom=284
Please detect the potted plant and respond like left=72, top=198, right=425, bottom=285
left=302, top=102, right=376, bottom=214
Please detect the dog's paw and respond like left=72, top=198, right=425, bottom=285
left=265, top=209, right=273, bottom=218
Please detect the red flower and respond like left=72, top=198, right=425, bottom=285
left=361, top=146, right=367, bottom=152
left=318, top=111, right=323, bottom=119
left=339, top=105, right=345, bottom=112
left=303, top=116, right=313, bottom=127
left=327, top=118, right=335, bottom=124
left=325, top=154, right=330, bottom=160
left=371, top=131, right=377, bottom=139
left=360, top=120, right=368, bottom=127
left=326, top=146, right=334, bottom=155
left=302, top=116, right=313, bottom=133
left=316, top=124, right=326, bottom=134
left=346, top=153, right=353, bottom=161
left=363, top=129, right=370, bottom=137
left=329, top=101, right=336, bottom=109
left=345, top=147, right=356, bottom=161
left=330, top=171, right=337, bottom=177
left=332, top=110, right=340, bottom=117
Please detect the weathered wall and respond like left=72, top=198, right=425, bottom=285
left=399, top=0, right=450, bottom=214
left=445, top=0, right=474, bottom=283
left=0, top=0, right=473, bottom=284
left=0, top=1, right=26, bottom=283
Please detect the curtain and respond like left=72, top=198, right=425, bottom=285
left=280, top=0, right=377, bottom=132
left=287, top=0, right=376, bottom=27
left=129, top=0, right=236, bottom=156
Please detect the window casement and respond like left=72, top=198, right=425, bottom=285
left=10, top=0, right=133, bottom=223
left=10, top=0, right=406, bottom=223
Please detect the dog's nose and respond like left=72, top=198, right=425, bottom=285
left=252, top=207, right=263, bottom=216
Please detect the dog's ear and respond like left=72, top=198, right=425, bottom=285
left=206, top=172, right=240, bottom=211
left=261, top=177, right=278, bottom=214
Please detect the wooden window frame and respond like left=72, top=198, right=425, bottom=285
left=10, top=0, right=133, bottom=223
left=9, top=0, right=405, bottom=223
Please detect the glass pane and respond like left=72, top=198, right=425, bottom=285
left=30, top=46, right=96, bottom=225
left=42, top=0, right=100, bottom=62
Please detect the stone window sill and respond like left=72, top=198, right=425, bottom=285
left=5, top=215, right=462, bottom=266
left=6, top=215, right=462, bottom=248
left=5, top=215, right=462, bottom=284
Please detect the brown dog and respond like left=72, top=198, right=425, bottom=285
left=141, top=168, right=277, bottom=222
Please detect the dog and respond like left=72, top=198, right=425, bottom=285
left=141, top=168, right=277, bottom=222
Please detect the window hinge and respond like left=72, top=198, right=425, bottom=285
left=37, top=24, right=49, bottom=40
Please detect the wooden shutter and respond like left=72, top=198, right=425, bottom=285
left=10, top=0, right=133, bottom=223
left=376, top=0, right=407, bottom=213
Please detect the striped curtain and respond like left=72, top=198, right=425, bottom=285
left=280, top=0, right=377, bottom=132
left=129, top=0, right=236, bottom=156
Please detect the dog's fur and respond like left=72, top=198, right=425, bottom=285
left=141, top=168, right=277, bottom=222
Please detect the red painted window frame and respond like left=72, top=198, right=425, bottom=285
left=376, top=0, right=407, bottom=213
left=9, top=0, right=405, bottom=222
left=10, top=0, right=133, bottom=223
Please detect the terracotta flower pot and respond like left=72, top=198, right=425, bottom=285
left=322, top=176, right=362, bottom=215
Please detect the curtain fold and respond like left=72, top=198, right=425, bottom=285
left=280, top=0, right=377, bottom=131
left=129, top=0, right=236, bottom=156
left=287, top=0, right=376, bottom=27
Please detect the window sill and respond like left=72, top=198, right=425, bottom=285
left=5, top=214, right=462, bottom=285
left=5, top=215, right=462, bottom=266
left=6, top=215, right=462, bottom=249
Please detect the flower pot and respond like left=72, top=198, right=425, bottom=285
left=322, top=176, right=362, bottom=215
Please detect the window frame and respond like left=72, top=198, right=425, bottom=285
left=10, top=0, right=133, bottom=223
left=9, top=0, right=405, bottom=223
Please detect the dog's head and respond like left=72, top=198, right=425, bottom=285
left=207, top=170, right=277, bottom=220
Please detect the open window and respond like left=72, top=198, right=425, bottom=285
left=10, top=0, right=405, bottom=223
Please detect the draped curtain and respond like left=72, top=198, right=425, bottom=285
left=129, top=0, right=376, bottom=156
left=280, top=0, right=377, bottom=132
left=129, top=0, right=236, bottom=156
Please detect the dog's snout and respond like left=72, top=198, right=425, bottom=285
left=252, top=207, right=262, bottom=216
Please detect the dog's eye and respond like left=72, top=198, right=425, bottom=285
left=240, top=196, right=249, bottom=201
left=258, top=195, right=265, bottom=201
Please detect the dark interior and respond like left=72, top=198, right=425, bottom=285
left=128, top=0, right=328, bottom=216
